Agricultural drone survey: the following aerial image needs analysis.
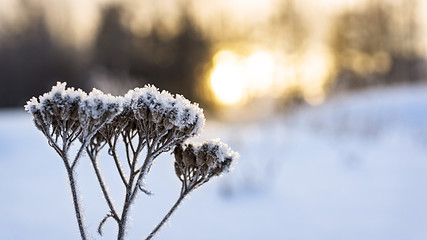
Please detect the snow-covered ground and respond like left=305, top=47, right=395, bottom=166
left=1, top=84, right=427, bottom=240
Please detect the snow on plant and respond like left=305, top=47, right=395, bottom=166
left=144, top=140, right=238, bottom=239
left=25, top=82, right=238, bottom=240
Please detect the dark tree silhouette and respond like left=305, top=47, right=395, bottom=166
left=0, top=1, right=86, bottom=107
left=92, top=4, right=212, bottom=106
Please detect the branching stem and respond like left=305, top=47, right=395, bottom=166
left=117, top=136, right=146, bottom=240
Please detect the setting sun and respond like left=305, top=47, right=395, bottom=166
left=209, top=47, right=333, bottom=106
left=210, top=51, right=245, bottom=105
left=209, top=50, right=284, bottom=105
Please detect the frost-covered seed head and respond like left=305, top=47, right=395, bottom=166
left=174, top=139, right=239, bottom=184
left=62, top=87, right=87, bottom=121
left=25, top=97, right=44, bottom=130
left=124, top=85, right=205, bottom=142
left=196, top=139, right=238, bottom=176
left=25, top=82, right=206, bottom=159
left=24, top=97, right=39, bottom=115
left=107, top=99, right=135, bottom=134
left=24, top=82, right=88, bottom=133
left=78, top=88, right=124, bottom=132
left=25, top=82, right=127, bottom=144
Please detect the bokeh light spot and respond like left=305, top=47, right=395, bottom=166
left=210, top=51, right=245, bottom=105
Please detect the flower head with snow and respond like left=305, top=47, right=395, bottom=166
left=25, top=82, right=124, bottom=143
left=25, top=82, right=87, bottom=136
left=174, top=139, right=239, bottom=192
left=24, top=81, right=237, bottom=240
left=78, top=88, right=124, bottom=140
left=124, top=85, right=205, bottom=147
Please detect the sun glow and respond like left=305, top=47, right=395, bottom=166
left=299, top=48, right=332, bottom=105
left=209, top=48, right=333, bottom=106
left=210, top=51, right=245, bottom=105
left=210, top=50, right=286, bottom=105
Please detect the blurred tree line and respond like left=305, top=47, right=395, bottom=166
left=329, top=0, right=425, bottom=91
left=0, top=1, right=211, bottom=108
left=0, top=0, right=425, bottom=109
left=0, top=1, right=86, bottom=107
left=92, top=4, right=211, bottom=104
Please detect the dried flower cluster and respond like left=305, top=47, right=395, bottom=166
left=25, top=83, right=86, bottom=145
left=25, top=82, right=204, bottom=148
left=25, top=82, right=238, bottom=240
left=174, top=139, right=238, bottom=194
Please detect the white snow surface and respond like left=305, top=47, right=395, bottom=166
left=1, top=84, right=427, bottom=240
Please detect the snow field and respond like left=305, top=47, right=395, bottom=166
left=1, top=84, right=427, bottom=239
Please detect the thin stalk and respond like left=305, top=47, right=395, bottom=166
left=49, top=129, right=87, bottom=240
left=122, top=132, right=133, bottom=169
left=64, top=161, right=88, bottom=240
left=132, top=135, right=172, bottom=199
left=132, top=154, right=152, bottom=198
left=72, top=123, right=110, bottom=169
left=87, top=149, right=120, bottom=223
left=118, top=136, right=173, bottom=239
left=145, top=188, right=189, bottom=240
left=117, top=170, right=137, bottom=240
left=71, top=141, right=87, bottom=170
left=109, top=139, right=129, bottom=187
left=41, top=128, right=63, bottom=157
left=117, top=139, right=145, bottom=240
left=117, top=185, right=132, bottom=240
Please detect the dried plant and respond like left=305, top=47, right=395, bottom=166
left=25, top=82, right=238, bottom=240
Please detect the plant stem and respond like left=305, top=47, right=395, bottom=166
left=87, top=149, right=120, bottom=222
left=71, top=140, right=87, bottom=170
left=49, top=130, right=88, bottom=240
left=109, top=139, right=128, bottom=187
left=117, top=139, right=151, bottom=240
left=65, top=164, right=88, bottom=240
left=117, top=165, right=139, bottom=240
left=145, top=192, right=187, bottom=240
left=117, top=146, right=140, bottom=240
left=117, top=187, right=132, bottom=240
